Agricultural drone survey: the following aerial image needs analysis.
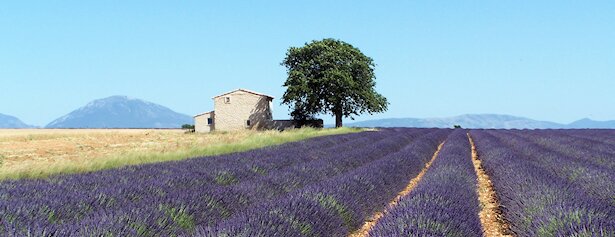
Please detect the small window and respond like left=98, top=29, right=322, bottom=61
left=224, top=97, right=231, bottom=104
left=207, top=118, right=213, bottom=125
left=246, top=120, right=251, bottom=127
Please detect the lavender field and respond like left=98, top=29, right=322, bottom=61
left=470, top=130, right=615, bottom=236
left=1, top=128, right=614, bottom=236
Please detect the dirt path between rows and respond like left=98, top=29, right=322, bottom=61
left=467, top=133, right=513, bottom=237
left=349, top=142, right=445, bottom=237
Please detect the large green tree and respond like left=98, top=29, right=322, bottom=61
left=281, top=38, right=388, bottom=127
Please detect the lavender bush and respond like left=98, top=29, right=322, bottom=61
left=0, top=128, right=439, bottom=236
left=482, top=130, right=615, bottom=209
left=471, top=130, right=615, bottom=236
left=369, top=130, right=482, bottom=237
left=4, top=128, right=610, bottom=236
left=195, top=129, right=451, bottom=236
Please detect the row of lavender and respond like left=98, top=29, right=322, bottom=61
left=1, top=128, right=392, bottom=235
left=500, top=129, right=615, bottom=171
left=195, top=129, right=451, bottom=236
left=369, top=130, right=483, bottom=236
left=471, top=129, right=615, bottom=236
left=0, top=128, right=447, bottom=236
left=1, top=130, right=366, bottom=235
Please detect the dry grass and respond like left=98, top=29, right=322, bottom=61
left=467, top=133, right=513, bottom=237
left=350, top=142, right=445, bottom=237
left=0, top=127, right=360, bottom=180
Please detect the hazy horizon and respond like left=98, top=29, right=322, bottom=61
left=2, top=1, right=614, bottom=126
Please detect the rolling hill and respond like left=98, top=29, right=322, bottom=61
left=346, top=114, right=615, bottom=129
left=566, top=118, right=615, bottom=129
left=45, top=96, right=192, bottom=128
left=0, top=113, right=34, bottom=128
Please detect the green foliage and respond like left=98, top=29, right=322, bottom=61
left=535, top=208, right=604, bottom=237
left=454, top=125, right=462, bottom=129
left=159, top=204, right=196, bottom=232
left=309, top=192, right=353, bottom=229
left=281, top=38, right=388, bottom=127
left=214, top=171, right=238, bottom=185
left=250, top=165, right=268, bottom=175
left=268, top=208, right=315, bottom=236
left=181, top=124, right=195, bottom=129
left=129, top=222, right=151, bottom=236
left=201, top=194, right=231, bottom=220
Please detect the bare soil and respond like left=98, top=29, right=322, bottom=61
left=349, top=142, right=445, bottom=237
left=467, top=133, right=513, bottom=237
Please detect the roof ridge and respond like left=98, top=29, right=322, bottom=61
left=212, top=89, right=274, bottom=99
left=193, top=111, right=214, bottom=117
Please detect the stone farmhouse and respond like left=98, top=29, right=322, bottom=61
left=194, top=89, right=300, bottom=133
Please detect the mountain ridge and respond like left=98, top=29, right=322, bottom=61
left=5, top=101, right=615, bottom=129
left=567, top=118, right=615, bottom=129
left=45, top=96, right=192, bottom=128
left=345, top=114, right=615, bottom=129
left=0, top=113, right=35, bottom=128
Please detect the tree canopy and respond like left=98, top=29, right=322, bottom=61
left=281, top=38, right=388, bottom=127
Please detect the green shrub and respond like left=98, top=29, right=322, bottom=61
left=181, top=124, right=195, bottom=129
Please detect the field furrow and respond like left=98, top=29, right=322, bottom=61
left=495, top=130, right=615, bottom=170
left=367, top=130, right=482, bottom=237
left=349, top=140, right=443, bottom=237
left=0, top=128, right=444, bottom=236
left=195, top=129, right=450, bottom=236
left=567, top=130, right=615, bottom=146
left=468, top=133, right=512, bottom=237
left=482, top=130, right=615, bottom=205
left=471, top=130, right=615, bottom=236
left=2, top=128, right=613, bottom=236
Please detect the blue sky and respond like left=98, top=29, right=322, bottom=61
left=1, top=1, right=614, bottom=126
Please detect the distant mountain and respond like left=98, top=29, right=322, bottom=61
left=0, top=113, right=34, bottom=128
left=567, top=118, right=615, bottom=129
left=346, top=114, right=615, bottom=129
left=46, top=96, right=192, bottom=128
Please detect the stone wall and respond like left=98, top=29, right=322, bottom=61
left=194, top=112, right=214, bottom=133
left=214, top=91, right=273, bottom=131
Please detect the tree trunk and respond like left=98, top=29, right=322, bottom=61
left=335, top=109, right=343, bottom=128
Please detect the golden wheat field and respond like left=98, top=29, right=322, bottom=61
left=0, top=128, right=358, bottom=180
left=0, top=129, right=207, bottom=172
